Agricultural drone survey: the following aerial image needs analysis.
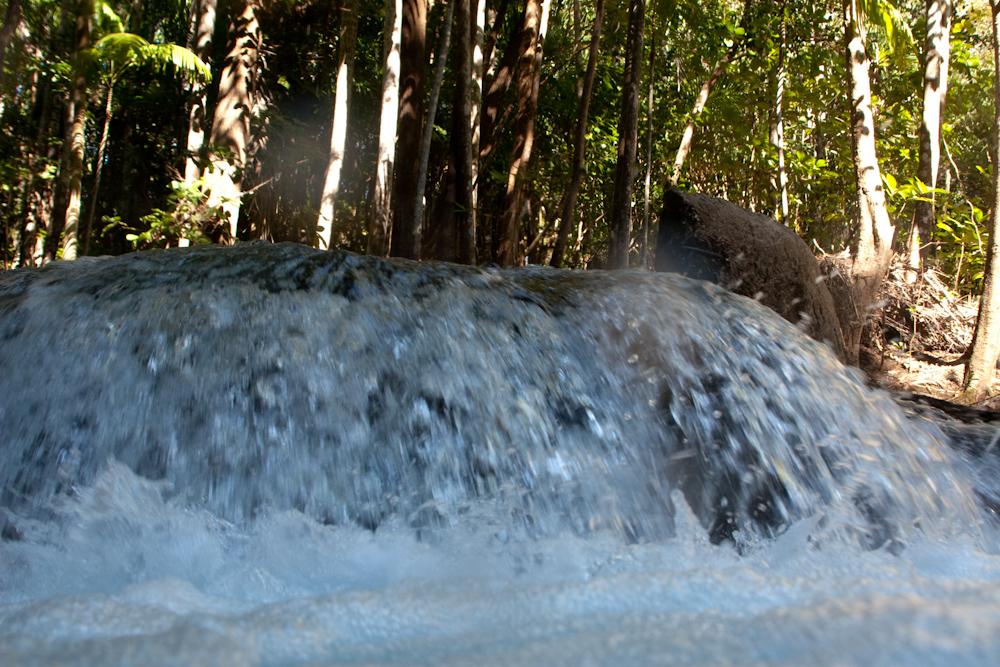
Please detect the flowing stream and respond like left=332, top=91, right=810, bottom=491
left=1, top=243, right=999, bottom=666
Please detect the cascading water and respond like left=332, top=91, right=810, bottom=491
left=0, top=243, right=998, bottom=666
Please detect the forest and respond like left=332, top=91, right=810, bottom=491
left=1, top=0, right=999, bottom=395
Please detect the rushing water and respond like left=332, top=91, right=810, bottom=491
left=1, top=243, right=999, bottom=666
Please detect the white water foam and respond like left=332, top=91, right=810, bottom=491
left=2, top=461, right=999, bottom=666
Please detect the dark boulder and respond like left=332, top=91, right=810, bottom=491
left=655, top=188, right=846, bottom=362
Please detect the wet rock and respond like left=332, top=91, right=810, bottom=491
left=655, top=188, right=846, bottom=362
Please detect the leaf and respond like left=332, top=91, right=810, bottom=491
left=89, top=33, right=211, bottom=84
left=91, top=32, right=150, bottom=70
left=858, top=0, right=915, bottom=63
left=142, top=43, right=212, bottom=83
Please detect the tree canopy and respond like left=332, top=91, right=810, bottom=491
left=1, top=0, right=998, bottom=370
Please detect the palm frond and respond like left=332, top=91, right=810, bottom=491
left=93, top=32, right=150, bottom=70
left=142, top=43, right=212, bottom=83
left=860, top=0, right=916, bottom=60
left=87, top=33, right=212, bottom=84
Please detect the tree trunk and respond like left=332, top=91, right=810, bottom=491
left=497, top=0, right=547, bottom=267
left=482, top=0, right=510, bottom=73
left=183, top=0, right=218, bottom=185
left=40, top=3, right=78, bottom=264
left=367, top=0, right=403, bottom=257
left=317, top=0, right=358, bottom=249
left=413, top=0, right=453, bottom=260
left=448, top=0, right=472, bottom=263
left=607, top=0, right=645, bottom=269
left=467, top=0, right=486, bottom=262
left=474, top=0, right=511, bottom=260
left=0, top=0, right=22, bottom=88
left=550, top=0, right=603, bottom=268
left=390, top=0, right=426, bottom=259
left=905, top=0, right=953, bottom=280
left=840, top=0, right=896, bottom=364
left=45, top=87, right=75, bottom=263
left=14, top=77, right=55, bottom=268
left=640, top=26, right=656, bottom=268
left=180, top=0, right=218, bottom=247
left=668, top=0, right=751, bottom=187
left=479, top=10, right=524, bottom=183
left=775, top=4, right=789, bottom=224
left=573, top=0, right=582, bottom=97
left=60, top=0, right=93, bottom=261
left=207, top=0, right=260, bottom=243
left=962, top=0, right=1000, bottom=402
left=81, top=81, right=113, bottom=256
left=446, top=0, right=482, bottom=265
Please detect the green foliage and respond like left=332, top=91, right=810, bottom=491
left=0, top=0, right=995, bottom=288
left=85, top=31, right=211, bottom=83
left=860, top=0, right=917, bottom=62
left=935, top=202, right=987, bottom=287
left=104, top=178, right=216, bottom=250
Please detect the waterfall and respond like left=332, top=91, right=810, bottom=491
left=1, top=243, right=998, bottom=666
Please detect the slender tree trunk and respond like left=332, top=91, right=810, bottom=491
left=641, top=27, right=656, bottom=267
left=81, top=80, right=114, bottom=256
left=183, top=0, right=217, bottom=184
left=607, top=0, right=645, bottom=269
left=668, top=0, right=751, bottom=187
left=962, top=0, right=1000, bottom=402
left=45, top=86, right=75, bottom=262
left=840, top=0, right=896, bottom=363
left=573, top=0, right=582, bottom=97
left=775, top=4, right=789, bottom=224
left=19, top=100, right=55, bottom=266
left=479, top=11, right=524, bottom=183
left=180, top=0, right=218, bottom=247
left=467, top=0, right=486, bottom=261
left=482, top=0, right=510, bottom=74
left=40, top=1, right=74, bottom=263
left=367, top=0, right=403, bottom=257
left=317, top=0, right=358, bottom=249
left=27, top=4, right=74, bottom=265
left=0, top=0, right=22, bottom=88
left=905, top=0, right=953, bottom=280
left=447, top=0, right=484, bottom=265
left=391, top=0, right=427, bottom=259
left=206, top=0, right=260, bottom=243
left=449, top=0, right=474, bottom=263
left=60, top=0, right=93, bottom=261
left=497, top=0, right=547, bottom=267
left=550, top=0, right=603, bottom=268
left=17, top=73, right=56, bottom=267
left=413, top=0, right=453, bottom=260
